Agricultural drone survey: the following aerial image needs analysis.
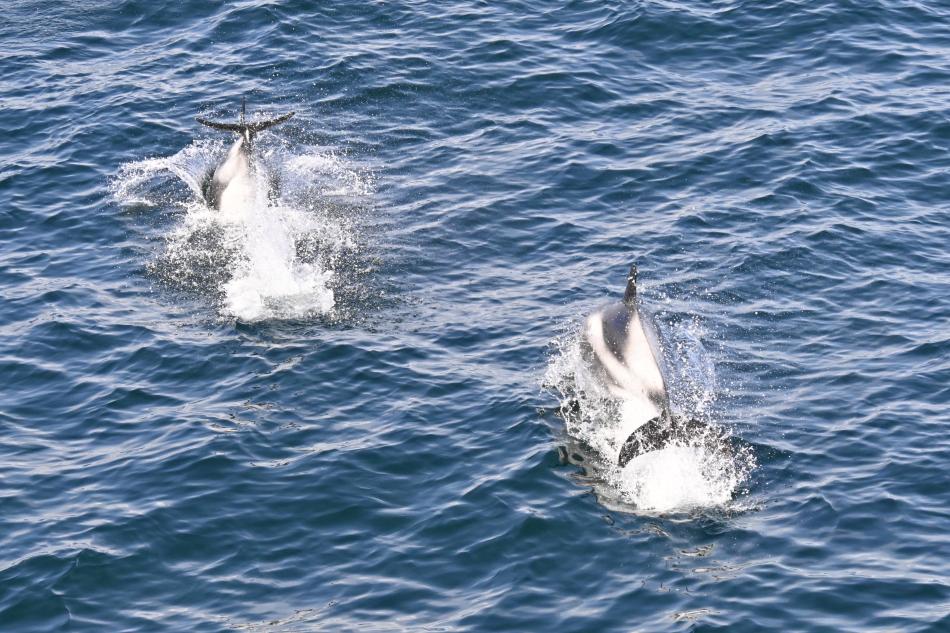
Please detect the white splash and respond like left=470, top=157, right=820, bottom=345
left=544, top=313, right=754, bottom=514
left=113, top=136, right=371, bottom=321
left=613, top=444, right=744, bottom=513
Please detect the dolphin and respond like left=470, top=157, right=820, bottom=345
left=581, top=264, right=726, bottom=467
left=196, top=98, right=294, bottom=221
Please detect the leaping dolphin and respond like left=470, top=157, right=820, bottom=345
left=196, top=98, right=294, bottom=221
left=581, top=264, right=727, bottom=467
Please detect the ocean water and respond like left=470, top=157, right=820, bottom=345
left=2, top=1, right=949, bottom=631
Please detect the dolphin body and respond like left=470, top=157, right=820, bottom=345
left=581, top=265, right=724, bottom=468
left=196, top=99, right=294, bottom=222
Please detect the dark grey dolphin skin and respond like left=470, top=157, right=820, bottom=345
left=617, top=415, right=719, bottom=468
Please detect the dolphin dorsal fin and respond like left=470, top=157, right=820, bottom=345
left=623, top=263, right=638, bottom=306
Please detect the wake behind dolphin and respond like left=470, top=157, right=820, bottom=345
left=545, top=264, right=753, bottom=513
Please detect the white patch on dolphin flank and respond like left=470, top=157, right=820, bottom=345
left=213, top=137, right=256, bottom=225
left=584, top=308, right=666, bottom=442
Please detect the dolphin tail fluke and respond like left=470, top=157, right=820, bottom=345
left=245, top=111, right=295, bottom=134
left=196, top=102, right=295, bottom=140
left=195, top=118, right=247, bottom=133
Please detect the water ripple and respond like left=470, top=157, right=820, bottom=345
left=2, top=0, right=950, bottom=630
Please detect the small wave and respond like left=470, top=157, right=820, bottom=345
left=112, top=133, right=372, bottom=321
left=544, top=312, right=755, bottom=514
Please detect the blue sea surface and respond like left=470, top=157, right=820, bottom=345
left=2, top=1, right=949, bottom=631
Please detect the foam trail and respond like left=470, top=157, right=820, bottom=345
left=222, top=187, right=335, bottom=320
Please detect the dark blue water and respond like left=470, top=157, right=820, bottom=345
left=3, top=1, right=950, bottom=630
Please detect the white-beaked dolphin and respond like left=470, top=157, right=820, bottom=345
left=196, top=98, right=294, bottom=222
left=582, top=264, right=726, bottom=467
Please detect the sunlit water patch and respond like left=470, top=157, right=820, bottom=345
left=112, top=132, right=373, bottom=321
left=544, top=310, right=755, bottom=514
